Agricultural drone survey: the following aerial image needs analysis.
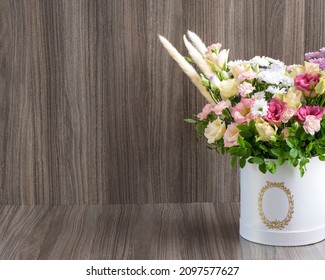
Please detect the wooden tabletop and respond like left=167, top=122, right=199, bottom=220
left=0, top=203, right=324, bottom=260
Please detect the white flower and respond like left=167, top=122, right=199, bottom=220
left=228, top=60, right=250, bottom=68
left=269, top=61, right=286, bottom=72
left=254, top=91, right=266, bottom=99
left=251, top=99, right=269, bottom=117
left=210, top=75, right=220, bottom=90
left=250, top=56, right=270, bottom=67
left=266, top=86, right=286, bottom=94
left=281, top=76, right=294, bottom=87
left=256, top=70, right=283, bottom=85
left=266, top=57, right=285, bottom=65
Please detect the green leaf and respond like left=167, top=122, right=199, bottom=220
left=306, top=142, right=314, bottom=153
left=248, top=157, right=264, bottom=165
left=239, top=130, right=253, bottom=138
left=238, top=148, right=248, bottom=157
left=184, top=56, right=193, bottom=63
left=258, top=163, right=267, bottom=174
left=266, top=161, right=277, bottom=173
left=275, top=157, right=285, bottom=166
left=239, top=157, right=246, bottom=168
left=286, top=139, right=295, bottom=149
left=228, top=147, right=240, bottom=155
left=231, top=156, right=237, bottom=167
left=243, top=140, right=252, bottom=149
left=248, top=120, right=256, bottom=132
left=300, top=132, right=309, bottom=141
left=237, top=137, right=245, bottom=148
left=289, top=148, right=298, bottom=158
left=237, top=124, right=251, bottom=131
left=244, top=149, right=251, bottom=158
left=270, top=148, right=281, bottom=157
left=195, top=122, right=205, bottom=133
left=319, top=155, right=325, bottom=161
left=184, top=118, right=197, bottom=124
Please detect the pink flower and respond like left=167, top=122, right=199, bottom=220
left=231, top=98, right=255, bottom=124
left=303, top=115, right=321, bottom=135
left=224, top=123, right=240, bottom=147
left=264, top=98, right=287, bottom=126
left=205, top=43, right=222, bottom=54
left=294, top=73, right=320, bottom=91
left=212, top=100, right=231, bottom=115
left=197, top=104, right=213, bottom=120
left=281, top=107, right=296, bottom=123
left=238, top=82, right=255, bottom=97
left=238, top=71, right=257, bottom=82
left=286, top=65, right=296, bottom=72
left=296, top=105, right=325, bottom=122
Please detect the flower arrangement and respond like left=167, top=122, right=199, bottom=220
left=159, top=32, right=325, bottom=176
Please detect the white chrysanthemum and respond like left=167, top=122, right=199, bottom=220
left=228, top=59, right=250, bottom=68
left=251, top=99, right=269, bottom=117
left=266, top=86, right=286, bottom=94
left=254, top=91, right=266, bottom=99
left=256, top=70, right=283, bottom=85
left=266, top=57, right=285, bottom=65
left=281, top=76, right=294, bottom=87
left=250, top=56, right=270, bottom=67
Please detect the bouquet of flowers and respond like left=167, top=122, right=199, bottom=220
left=159, top=31, right=325, bottom=176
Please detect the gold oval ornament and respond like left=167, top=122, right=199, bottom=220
left=258, top=181, right=294, bottom=230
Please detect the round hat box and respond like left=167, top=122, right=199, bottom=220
left=240, top=157, right=325, bottom=246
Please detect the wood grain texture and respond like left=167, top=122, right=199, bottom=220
left=0, top=204, right=324, bottom=259
left=0, top=0, right=324, bottom=204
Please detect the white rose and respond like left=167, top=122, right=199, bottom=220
left=219, top=78, right=239, bottom=99
left=204, top=118, right=226, bottom=144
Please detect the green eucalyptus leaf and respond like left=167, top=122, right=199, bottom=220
left=184, top=118, right=197, bottom=124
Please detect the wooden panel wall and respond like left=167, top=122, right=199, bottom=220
left=0, top=0, right=324, bottom=204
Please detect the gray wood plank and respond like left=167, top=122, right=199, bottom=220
left=0, top=204, right=324, bottom=259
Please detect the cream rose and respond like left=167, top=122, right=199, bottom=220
left=204, top=118, right=226, bottom=144
left=219, top=78, right=239, bottom=99
left=255, top=117, right=277, bottom=141
left=283, top=87, right=302, bottom=108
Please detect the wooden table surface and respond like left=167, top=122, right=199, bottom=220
left=0, top=203, right=324, bottom=260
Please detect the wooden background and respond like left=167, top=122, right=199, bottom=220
left=0, top=0, right=324, bottom=205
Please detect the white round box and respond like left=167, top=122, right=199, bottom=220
left=240, top=157, right=325, bottom=246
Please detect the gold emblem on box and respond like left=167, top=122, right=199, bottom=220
left=258, top=181, right=294, bottom=230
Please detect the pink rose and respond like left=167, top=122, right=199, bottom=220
left=296, top=105, right=325, bottom=121
left=231, top=98, right=255, bottom=124
left=197, top=104, right=213, bottom=120
left=294, top=73, right=320, bottom=91
left=303, top=115, right=321, bottom=135
left=238, top=82, right=255, bottom=97
left=224, top=123, right=240, bottom=147
left=264, top=98, right=287, bottom=126
left=212, top=100, right=231, bottom=115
